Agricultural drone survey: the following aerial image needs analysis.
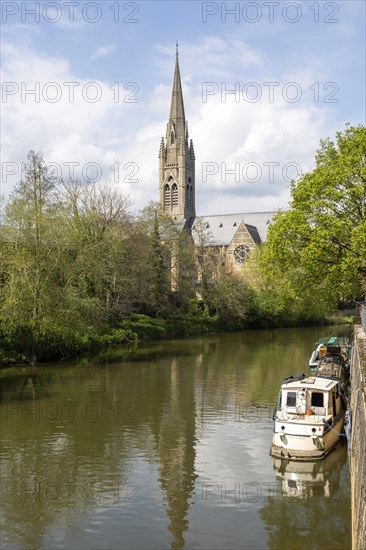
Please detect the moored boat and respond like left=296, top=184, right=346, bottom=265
left=308, top=336, right=350, bottom=369
left=314, top=350, right=350, bottom=394
left=270, top=374, right=346, bottom=461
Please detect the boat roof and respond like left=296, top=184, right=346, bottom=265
left=313, top=336, right=349, bottom=348
left=316, top=361, right=343, bottom=378
left=281, top=376, right=338, bottom=391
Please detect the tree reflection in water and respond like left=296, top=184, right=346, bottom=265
left=0, top=327, right=351, bottom=549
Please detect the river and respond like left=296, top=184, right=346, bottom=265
left=0, top=326, right=351, bottom=549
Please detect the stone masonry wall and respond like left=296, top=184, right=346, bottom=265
left=350, top=325, right=366, bottom=550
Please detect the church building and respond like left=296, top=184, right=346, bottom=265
left=159, top=48, right=275, bottom=275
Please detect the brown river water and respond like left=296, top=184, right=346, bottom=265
left=0, top=326, right=351, bottom=549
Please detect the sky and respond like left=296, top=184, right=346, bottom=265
left=1, top=0, right=365, bottom=215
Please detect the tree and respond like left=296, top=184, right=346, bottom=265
left=261, top=125, right=366, bottom=308
left=191, top=218, right=216, bottom=303
left=208, top=272, right=254, bottom=325
left=137, top=202, right=178, bottom=316
left=136, top=202, right=197, bottom=316
left=174, top=226, right=196, bottom=308
left=0, top=151, right=64, bottom=363
left=0, top=152, right=135, bottom=363
left=148, top=209, right=171, bottom=316
left=57, top=179, right=133, bottom=321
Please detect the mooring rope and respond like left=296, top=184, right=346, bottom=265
left=322, top=418, right=348, bottom=437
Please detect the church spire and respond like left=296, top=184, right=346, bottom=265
left=167, top=46, right=186, bottom=142
left=159, top=46, right=195, bottom=221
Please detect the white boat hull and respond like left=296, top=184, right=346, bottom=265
left=270, top=413, right=345, bottom=461
left=308, top=350, right=320, bottom=369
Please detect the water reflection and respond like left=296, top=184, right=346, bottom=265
left=272, top=442, right=347, bottom=499
left=0, top=326, right=351, bottom=549
left=156, top=357, right=197, bottom=550
left=261, top=442, right=350, bottom=549
left=1, top=353, right=200, bottom=549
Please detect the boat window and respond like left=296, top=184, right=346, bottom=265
left=311, top=392, right=324, bottom=407
left=286, top=392, right=297, bottom=407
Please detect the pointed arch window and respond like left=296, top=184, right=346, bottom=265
left=185, top=184, right=189, bottom=207
left=171, top=131, right=175, bottom=145
left=164, top=184, right=171, bottom=208
left=172, top=183, right=178, bottom=207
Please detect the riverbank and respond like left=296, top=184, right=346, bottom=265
left=350, top=323, right=366, bottom=549
left=0, top=307, right=342, bottom=367
left=0, top=312, right=212, bottom=366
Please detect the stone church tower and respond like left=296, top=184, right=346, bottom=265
left=159, top=47, right=196, bottom=222
left=158, top=47, right=274, bottom=284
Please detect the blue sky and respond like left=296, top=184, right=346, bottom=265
left=1, top=0, right=365, bottom=214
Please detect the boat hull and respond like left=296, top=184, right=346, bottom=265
left=309, top=350, right=321, bottom=369
left=270, top=414, right=345, bottom=461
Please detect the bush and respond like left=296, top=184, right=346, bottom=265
left=165, top=314, right=216, bottom=337
left=122, top=314, right=167, bottom=340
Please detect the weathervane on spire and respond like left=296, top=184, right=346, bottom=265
left=176, top=40, right=179, bottom=55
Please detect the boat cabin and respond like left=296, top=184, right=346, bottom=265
left=278, top=377, right=342, bottom=419
left=271, top=375, right=346, bottom=460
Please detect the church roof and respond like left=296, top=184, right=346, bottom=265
left=191, top=212, right=275, bottom=246
left=174, top=219, right=189, bottom=233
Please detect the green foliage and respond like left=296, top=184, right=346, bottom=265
left=6, top=136, right=361, bottom=367
left=260, top=124, right=366, bottom=310
left=1, top=152, right=208, bottom=364
left=207, top=273, right=254, bottom=327
left=192, top=218, right=216, bottom=302
left=249, top=287, right=328, bottom=328
left=148, top=211, right=171, bottom=316
left=122, top=314, right=167, bottom=340
left=0, top=321, right=138, bottom=365
left=0, top=152, right=145, bottom=364
left=164, top=315, right=216, bottom=337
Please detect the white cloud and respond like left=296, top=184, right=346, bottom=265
left=188, top=91, right=335, bottom=204
left=0, top=41, right=140, bottom=197
left=155, top=36, right=263, bottom=80
left=91, top=45, right=116, bottom=60
left=1, top=36, right=340, bottom=216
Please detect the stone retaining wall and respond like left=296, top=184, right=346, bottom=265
left=350, top=325, right=366, bottom=550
